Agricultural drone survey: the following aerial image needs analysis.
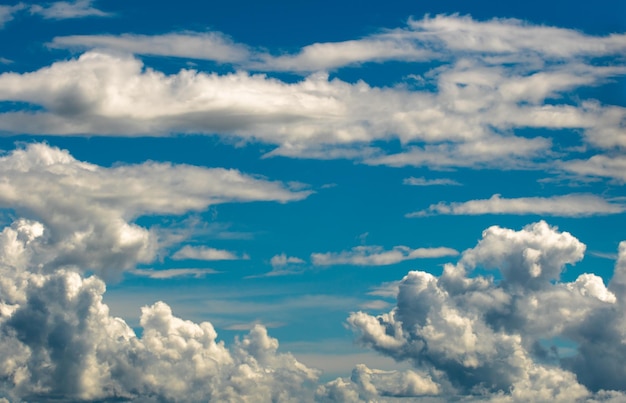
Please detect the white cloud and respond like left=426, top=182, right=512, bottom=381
left=347, top=221, right=626, bottom=400
left=316, top=364, right=440, bottom=401
left=246, top=253, right=308, bottom=277
left=51, top=32, right=250, bottom=63
left=171, top=245, right=247, bottom=261
left=29, top=0, right=110, bottom=19
left=0, top=143, right=308, bottom=278
left=1, top=214, right=626, bottom=400
left=129, top=268, right=220, bottom=279
left=0, top=14, right=624, bottom=171
left=403, top=176, right=461, bottom=186
left=312, top=245, right=458, bottom=266
left=408, top=194, right=626, bottom=217
left=563, top=154, right=626, bottom=183
left=49, top=15, right=626, bottom=71
left=0, top=3, right=24, bottom=28
left=271, top=253, right=306, bottom=268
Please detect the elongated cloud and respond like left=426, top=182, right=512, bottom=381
left=347, top=221, right=626, bottom=400
left=171, top=246, right=247, bottom=261
left=50, top=15, right=626, bottom=71
left=52, top=32, right=250, bottom=63
left=403, top=176, right=461, bottom=186
left=408, top=194, right=626, bottom=217
left=563, top=155, right=626, bottom=183
left=312, top=245, right=458, bottom=266
left=0, top=14, right=623, bottom=175
left=0, top=143, right=308, bottom=277
left=129, top=268, right=220, bottom=279
left=30, top=0, right=110, bottom=19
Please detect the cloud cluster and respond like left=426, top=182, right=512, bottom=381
left=0, top=219, right=319, bottom=401
left=0, top=143, right=308, bottom=278
left=0, top=15, right=623, bottom=177
left=2, top=209, right=626, bottom=401
left=347, top=221, right=626, bottom=401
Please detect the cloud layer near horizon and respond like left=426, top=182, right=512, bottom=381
left=2, top=218, right=626, bottom=401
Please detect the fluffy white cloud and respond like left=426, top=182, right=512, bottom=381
left=29, top=0, right=110, bottom=19
left=312, top=245, right=458, bottom=266
left=347, top=221, right=626, bottom=400
left=408, top=194, right=626, bottom=217
left=171, top=246, right=248, bottom=261
left=316, top=364, right=440, bottom=402
left=0, top=143, right=308, bottom=278
left=0, top=219, right=321, bottom=401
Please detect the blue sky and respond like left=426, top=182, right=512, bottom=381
left=0, top=0, right=625, bottom=401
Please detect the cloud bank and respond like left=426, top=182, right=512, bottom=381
left=0, top=15, right=623, bottom=178
left=344, top=221, right=626, bottom=401
left=2, top=218, right=625, bottom=401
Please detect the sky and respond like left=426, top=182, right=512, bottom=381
left=0, top=0, right=625, bottom=401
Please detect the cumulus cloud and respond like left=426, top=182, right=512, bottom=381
left=0, top=222, right=319, bottom=401
left=0, top=143, right=309, bottom=278
left=171, top=246, right=248, bottom=261
left=1, top=212, right=626, bottom=400
left=312, top=245, right=458, bottom=266
left=408, top=194, right=626, bottom=217
left=0, top=14, right=623, bottom=173
left=347, top=221, right=626, bottom=400
left=29, top=0, right=110, bottom=19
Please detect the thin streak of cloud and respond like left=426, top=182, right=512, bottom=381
left=407, top=194, right=626, bottom=217
left=312, top=245, right=458, bottom=266
left=403, top=176, right=461, bottom=186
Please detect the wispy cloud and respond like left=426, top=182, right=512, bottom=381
left=403, top=176, right=461, bottom=186
left=311, top=245, right=458, bottom=266
left=171, top=246, right=248, bottom=261
left=30, top=0, right=110, bottom=19
left=129, top=268, right=220, bottom=279
left=0, top=3, right=25, bottom=28
left=408, top=194, right=626, bottom=217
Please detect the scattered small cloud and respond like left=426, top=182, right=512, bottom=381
left=403, top=176, right=461, bottom=186
left=30, top=0, right=110, bottom=20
